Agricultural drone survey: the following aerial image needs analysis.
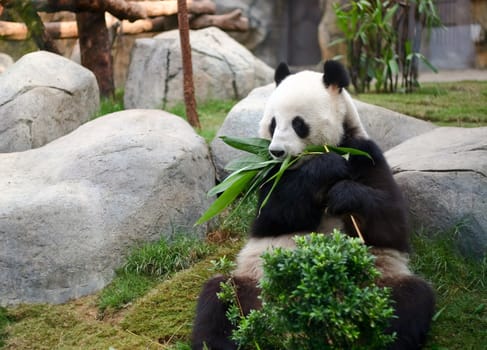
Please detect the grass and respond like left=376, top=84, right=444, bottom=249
left=98, top=234, right=212, bottom=313
left=93, top=88, right=125, bottom=119
left=0, top=307, right=11, bottom=347
left=410, top=229, right=487, bottom=349
left=356, top=81, right=487, bottom=127
left=167, top=100, right=237, bottom=142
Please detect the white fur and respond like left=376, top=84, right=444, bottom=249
left=233, top=234, right=300, bottom=281
left=233, top=235, right=411, bottom=282
left=371, top=248, right=412, bottom=278
left=259, top=70, right=368, bottom=159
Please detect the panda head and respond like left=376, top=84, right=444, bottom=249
left=259, top=61, right=368, bottom=160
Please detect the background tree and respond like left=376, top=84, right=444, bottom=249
left=177, top=0, right=200, bottom=128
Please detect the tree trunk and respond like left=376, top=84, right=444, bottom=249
left=76, top=11, right=114, bottom=97
left=177, top=0, right=200, bottom=128
left=7, top=0, right=59, bottom=53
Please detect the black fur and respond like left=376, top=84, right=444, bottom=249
left=291, top=116, right=310, bottom=138
left=192, top=275, right=261, bottom=350
left=252, top=137, right=409, bottom=252
left=380, top=275, right=436, bottom=350
left=323, top=60, right=349, bottom=90
left=274, top=62, right=291, bottom=86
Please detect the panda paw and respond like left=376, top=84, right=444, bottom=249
left=326, top=180, right=386, bottom=215
left=302, top=152, right=350, bottom=184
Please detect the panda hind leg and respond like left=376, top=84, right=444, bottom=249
left=380, top=275, right=436, bottom=350
left=191, top=275, right=261, bottom=350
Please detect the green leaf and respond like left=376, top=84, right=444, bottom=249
left=388, top=58, right=399, bottom=76
left=220, top=136, right=270, bottom=156
left=225, top=155, right=277, bottom=172
left=416, top=53, right=439, bottom=73
left=304, top=144, right=373, bottom=161
left=195, top=170, right=258, bottom=225
left=208, top=168, right=258, bottom=197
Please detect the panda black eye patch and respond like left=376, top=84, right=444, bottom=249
left=292, top=116, right=310, bottom=138
left=269, top=117, right=276, bottom=136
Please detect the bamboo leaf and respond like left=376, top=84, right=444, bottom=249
left=220, top=136, right=270, bottom=156
left=325, top=145, right=373, bottom=161
left=225, top=156, right=277, bottom=172
left=195, top=170, right=258, bottom=225
left=416, top=53, right=439, bottom=73
left=388, top=58, right=399, bottom=76
left=208, top=169, right=257, bottom=197
left=196, top=136, right=373, bottom=225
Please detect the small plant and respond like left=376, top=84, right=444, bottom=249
left=220, top=231, right=395, bottom=349
left=210, top=255, right=237, bottom=275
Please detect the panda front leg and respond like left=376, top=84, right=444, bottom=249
left=325, top=179, right=390, bottom=217
left=380, top=274, right=436, bottom=350
left=191, top=275, right=261, bottom=350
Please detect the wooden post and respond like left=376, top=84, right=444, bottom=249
left=76, top=11, right=114, bottom=97
left=177, top=0, right=200, bottom=128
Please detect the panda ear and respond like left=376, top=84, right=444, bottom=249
left=323, top=60, right=349, bottom=92
left=274, top=62, right=291, bottom=86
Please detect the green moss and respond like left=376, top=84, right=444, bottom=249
left=3, top=303, right=160, bottom=349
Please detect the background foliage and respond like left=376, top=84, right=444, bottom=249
left=333, top=0, right=441, bottom=93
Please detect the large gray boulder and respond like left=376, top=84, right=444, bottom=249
left=0, top=51, right=99, bottom=153
left=0, top=110, right=214, bottom=305
left=124, top=27, right=273, bottom=109
left=211, top=84, right=436, bottom=180
left=0, top=52, right=13, bottom=74
left=386, top=127, right=487, bottom=258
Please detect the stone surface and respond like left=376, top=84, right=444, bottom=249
left=0, top=52, right=14, bottom=74
left=0, top=110, right=215, bottom=305
left=0, top=51, right=99, bottom=153
left=386, top=127, right=487, bottom=258
left=214, top=0, right=274, bottom=64
left=211, top=84, right=436, bottom=179
left=124, top=27, right=273, bottom=109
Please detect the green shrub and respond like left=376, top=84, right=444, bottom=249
left=221, top=231, right=395, bottom=349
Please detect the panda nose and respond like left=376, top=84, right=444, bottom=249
left=269, top=149, right=286, bottom=159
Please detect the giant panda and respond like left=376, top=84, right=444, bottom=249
left=192, top=61, right=435, bottom=350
